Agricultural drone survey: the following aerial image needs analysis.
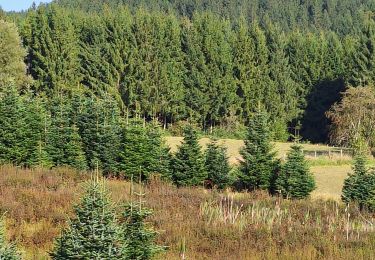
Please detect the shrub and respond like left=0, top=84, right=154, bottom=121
left=0, top=217, right=21, bottom=260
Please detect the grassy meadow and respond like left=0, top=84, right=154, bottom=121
left=1, top=139, right=374, bottom=259
left=166, top=137, right=353, bottom=200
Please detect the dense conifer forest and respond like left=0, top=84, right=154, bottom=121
left=2, top=0, right=375, bottom=144
left=2, top=1, right=375, bottom=259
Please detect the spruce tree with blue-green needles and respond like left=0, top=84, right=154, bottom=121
left=50, top=179, right=121, bottom=259
left=119, top=195, right=163, bottom=259
left=0, top=217, right=21, bottom=260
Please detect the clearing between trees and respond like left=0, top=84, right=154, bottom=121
left=167, top=137, right=353, bottom=200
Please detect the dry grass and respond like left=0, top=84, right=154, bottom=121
left=311, top=165, right=351, bottom=201
left=1, top=166, right=375, bottom=260
left=167, top=137, right=353, bottom=201
left=166, top=137, right=351, bottom=165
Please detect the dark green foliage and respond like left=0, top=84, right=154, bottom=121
left=75, top=95, right=122, bottom=175
left=171, top=125, right=207, bottom=186
left=46, top=97, right=87, bottom=170
left=56, top=0, right=375, bottom=35
left=119, top=121, right=171, bottom=181
left=0, top=218, right=21, bottom=260
left=276, top=145, right=316, bottom=199
left=204, top=139, right=231, bottom=189
left=0, top=86, right=42, bottom=166
left=13, top=2, right=375, bottom=142
left=25, top=4, right=81, bottom=94
left=342, top=155, right=375, bottom=211
left=120, top=201, right=163, bottom=259
left=5, top=0, right=375, bottom=172
left=239, top=110, right=279, bottom=191
left=50, top=180, right=121, bottom=259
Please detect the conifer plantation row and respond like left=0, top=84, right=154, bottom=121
left=0, top=81, right=316, bottom=200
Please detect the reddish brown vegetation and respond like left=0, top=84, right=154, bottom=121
left=0, top=166, right=374, bottom=259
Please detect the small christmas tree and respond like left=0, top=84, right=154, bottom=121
left=342, top=155, right=375, bottom=211
left=204, top=139, right=231, bottom=189
left=147, top=126, right=172, bottom=181
left=50, top=179, right=121, bottom=259
left=0, top=217, right=21, bottom=260
left=63, top=124, right=87, bottom=171
left=119, top=121, right=171, bottom=181
left=171, top=125, right=207, bottom=186
left=239, top=109, right=279, bottom=191
left=276, top=145, right=316, bottom=199
left=119, top=185, right=163, bottom=260
left=47, top=97, right=87, bottom=170
left=29, top=140, right=53, bottom=168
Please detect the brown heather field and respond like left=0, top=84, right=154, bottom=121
left=1, top=165, right=375, bottom=260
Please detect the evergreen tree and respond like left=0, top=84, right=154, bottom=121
left=0, top=217, right=21, bottom=260
left=346, top=18, right=375, bottom=87
left=342, top=155, right=375, bottom=211
left=27, top=4, right=81, bottom=94
left=119, top=121, right=170, bottom=181
left=232, top=16, right=256, bottom=123
left=0, top=85, right=41, bottom=166
left=27, top=97, right=53, bottom=168
left=120, top=196, right=162, bottom=259
left=263, top=19, right=299, bottom=140
left=239, top=109, right=279, bottom=191
left=64, top=124, right=87, bottom=171
left=50, top=180, right=121, bottom=259
left=0, top=19, right=30, bottom=89
left=147, top=126, right=172, bottom=180
left=76, top=95, right=122, bottom=174
left=276, top=145, right=316, bottom=199
left=47, top=96, right=87, bottom=170
left=204, top=139, right=231, bottom=189
left=171, top=125, right=207, bottom=186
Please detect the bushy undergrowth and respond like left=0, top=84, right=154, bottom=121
left=0, top=166, right=374, bottom=259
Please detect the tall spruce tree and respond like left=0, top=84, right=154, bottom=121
left=276, top=145, right=316, bottom=199
left=25, top=96, right=52, bottom=168
left=171, top=125, right=207, bottom=186
left=0, top=217, right=21, bottom=260
left=204, top=139, right=231, bottom=189
left=0, top=19, right=30, bottom=89
left=239, top=109, right=279, bottom=191
left=50, top=179, right=121, bottom=259
left=27, top=4, right=81, bottom=94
